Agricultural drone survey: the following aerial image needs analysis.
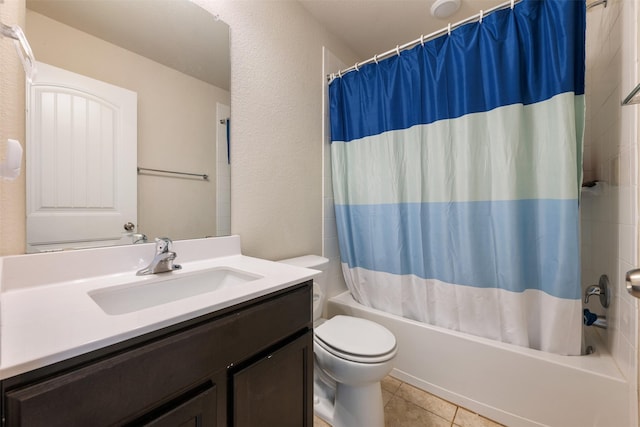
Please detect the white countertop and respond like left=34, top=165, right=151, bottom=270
left=0, top=236, right=318, bottom=379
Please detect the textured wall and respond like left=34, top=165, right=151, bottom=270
left=195, top=0, right=358, bottom=260
left=0, top=0, right=26, bottom=256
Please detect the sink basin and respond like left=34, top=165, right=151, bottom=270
left=89, top=267, right=262, bottom=315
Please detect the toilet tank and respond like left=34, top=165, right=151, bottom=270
left=278, top=255, right=329, bottom=321
left=278, top=255, right=329, bottom=271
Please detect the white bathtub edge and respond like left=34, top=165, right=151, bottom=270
left=327, top=291, right=629, bottom=427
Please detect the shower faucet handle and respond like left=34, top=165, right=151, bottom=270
left=584, top=274, right=610, bottom=308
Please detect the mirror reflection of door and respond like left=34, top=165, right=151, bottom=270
left=27, top=61, right=137, bottom=253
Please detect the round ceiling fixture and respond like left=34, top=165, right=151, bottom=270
left=430, top=0, right=461, bottom=19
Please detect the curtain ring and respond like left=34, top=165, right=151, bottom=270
left=354, top=62, right=359, bottom=71
left=510, top=0, right=515, bottom=9
left=420, top=34, right=425, bottom=46
left=447, top=23, right=451, bottom=36
left=396, top=45, right=400, bottom=56
left=479, top=10, right=483, bottom=23
left=373, top=54, right=378, bottom=64
left=338, top=69, right=342, bottom=78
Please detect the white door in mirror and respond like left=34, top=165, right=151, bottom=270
left=26, top=62, right=137, bottom=252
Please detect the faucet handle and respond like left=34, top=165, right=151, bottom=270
left=584, top=274, right=610, bottom=308
left=155, top=237, right=173, bottom=254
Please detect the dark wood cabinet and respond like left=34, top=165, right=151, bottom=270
left=1, top=281, right=313, bottom=427
left=137, top=379, right=219, bottom=427
left=233, top=332, right=313, bottom=427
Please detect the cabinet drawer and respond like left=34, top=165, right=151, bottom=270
left=5, top=284, right=311, bottom=427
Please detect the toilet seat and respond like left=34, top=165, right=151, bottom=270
left=314, top=315, right=397, bottom=364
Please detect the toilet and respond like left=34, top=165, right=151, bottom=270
left=279, top=255, right=397, bottom=427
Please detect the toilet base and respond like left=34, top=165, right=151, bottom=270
left=333, top=381, right=385, bottom=427
left=314, top=368, right=336, bottom=424
left=314, top=378, right=385, bottom=427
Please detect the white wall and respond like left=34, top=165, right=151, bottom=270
left=582, top=0, right=639, bottom=423
left=0, top=0, right=26, bottom=256
left=195, top=0, right=358, bottom=260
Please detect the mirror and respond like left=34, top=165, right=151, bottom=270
left=24, top=0, right=230, bottom=252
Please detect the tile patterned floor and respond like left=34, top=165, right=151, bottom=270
left=313, top=375, right=505, bottom=427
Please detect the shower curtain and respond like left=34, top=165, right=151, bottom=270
left=329, top=0, right=585, bottom=355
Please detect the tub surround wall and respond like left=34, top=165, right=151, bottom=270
left=582, top=0, right=639, bottom=422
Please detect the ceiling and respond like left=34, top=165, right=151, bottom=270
left=299, top=0, right=505, bottom=61
left=26, top=0, right=230, bottom=90
left=25, top=0, right=511, bottom=89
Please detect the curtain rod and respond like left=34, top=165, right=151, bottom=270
left=329, top=0, right=602, bottom=82
left=328, top=0, right=525, bottom=83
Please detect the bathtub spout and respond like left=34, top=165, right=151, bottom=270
left=591, top=318, right=607, bottom=329
left=583, top=309, right=607, bottom=329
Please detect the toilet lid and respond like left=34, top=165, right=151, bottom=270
left=314, top=315, right=396, bottom=359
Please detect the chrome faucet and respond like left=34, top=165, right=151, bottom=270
left=136, top=237, right=182, bottom=276
left=583, top=275, right=611, bottom=308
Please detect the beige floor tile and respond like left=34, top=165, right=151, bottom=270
left=312, top=376, right=502, bottom=427
left=395, top=383, right=457, bottom=421
left=385, top=396, right=452, bottom=427
left=454, top=408, right=504, bottom=427
left=382, top=389, right=394, bottom=406
left=313, top=414, right=331, bottom=427
left=382, top=375, right=403, bottom=394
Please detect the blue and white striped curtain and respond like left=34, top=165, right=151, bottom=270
left=329, top=0, right=585, bottom=356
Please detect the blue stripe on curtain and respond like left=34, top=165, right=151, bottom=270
left=330, top=0, right=586, bottom=143
left=335, top=199, right=580, bottom=300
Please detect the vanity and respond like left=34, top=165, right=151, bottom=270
left=0, top=236, right=317, bottom=426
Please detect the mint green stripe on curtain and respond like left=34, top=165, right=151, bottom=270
left=332, top=93, right=584, bottom=206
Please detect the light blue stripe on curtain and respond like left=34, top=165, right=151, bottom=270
left=332, top=94, right=584, bottom=205
left=329, top=0, right=585, bottom=355
left=335, top=199, right=580, bottom=300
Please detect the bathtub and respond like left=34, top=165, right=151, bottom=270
left=327, top=291, right=631, bottom=427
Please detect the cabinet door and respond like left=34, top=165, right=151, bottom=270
left=232, top=331, right=313, bottom=427
left=4, top=326, right=227, bottom=427
left=142, top=381, right=217, bottom=427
